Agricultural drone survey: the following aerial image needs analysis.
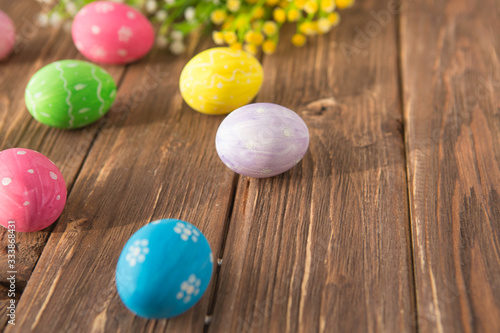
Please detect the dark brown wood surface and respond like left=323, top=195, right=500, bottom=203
left=0, top=0, right=499, bottom=332
left=209, top=0, right=414, bottom=331
left=401, top=0, right=500, bottom=332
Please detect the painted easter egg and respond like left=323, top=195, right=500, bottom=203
left=25, top=60, right=116, bottom=129
left=216, top=103, right=310, bottom=178
left=0, top=148, right=67, bottom=232
left=0, top=10, right=15, bottom=60
left=72, top=1, right=154, bottom=64
left=116, top=219, right=213, bottom=319
left=179, top=47, right=264, bottom=115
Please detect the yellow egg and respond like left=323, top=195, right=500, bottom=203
left=179, top=47, right=264, bottom=115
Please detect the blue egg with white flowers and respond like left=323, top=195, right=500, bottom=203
left=115, top=219, right=214, bottom=319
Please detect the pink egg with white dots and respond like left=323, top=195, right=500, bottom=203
left=0, top=10, right=16, bottom=61
left=72, top=1, right=154, bottom=65
left=0, top=148, right=67, bottom=232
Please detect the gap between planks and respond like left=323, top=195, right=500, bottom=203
left=395, top=5, right=420, bottom=333
left=202, top=49, right=265, bottom=331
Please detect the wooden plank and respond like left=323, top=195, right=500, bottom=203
left=0, top=0, right=127, bottom=329
left=7, top=36, right=240, bottom=330
left=209, top=1, right=415, bottom=332
left=400, top=0, right=500, bottom=331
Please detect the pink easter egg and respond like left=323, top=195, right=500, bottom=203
left=0, top=10, right=15, bottom=60
left=72, top=1, right=154, bottom=65
left=0, top=148, right=67, bottom=232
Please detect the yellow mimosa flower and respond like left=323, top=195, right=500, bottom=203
left=253, top=7, right=265, bottom=19
left=262, top=40, right=277, bottom=54
left=320, top=0, right=335, bottom=12
left=328, top=12, right=340, bottom=25
left=230, top=42, right=243, bottom=50
left=335, top=0, right=354, bottom=9
left=304, top=0, right=318, bottom=14
left=273, top=8, right=286, bottom=23
left=210, top=9, right=227, bottom=25
left=212, top=31, right=225, bottom=44
left=287, top=8, right=300, bottom=21
left=291, top=33, right=306, bottom=46
left=224, top=31, right=238, bottom=44
left=244, top=43, right=258, bottom=55
left=262, top=21, right=278, bottom=36
left=228, top=0, right=241, bottom=12
left=317, top=18, right=332, bottom=33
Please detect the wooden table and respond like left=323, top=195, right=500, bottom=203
left=1, top=0, right=499, bottom=332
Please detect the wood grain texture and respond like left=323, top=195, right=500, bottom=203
left=400, top=0, right=500, bottom=331
left=0, top=1, right=124, bottom=330
left=208, top=1, right=415, bottom=332
left=6, top=38, right=239, bottom=332
left=2, top=0, right=499, bottom=331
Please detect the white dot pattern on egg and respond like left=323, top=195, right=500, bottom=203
left=72, top=1, right=154, bottom=64
left=0, top=148, right=67, bottom=232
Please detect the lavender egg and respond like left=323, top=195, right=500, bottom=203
left=216, top=103, right=309, bottom=178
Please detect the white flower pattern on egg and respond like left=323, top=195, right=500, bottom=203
left=90, top=45, right=107, bottom=58
left=95, top=3, right=114, bottom=13
left=118, top=26, right=133, bottom=42
left=173, top=222, right=200, bottom=242
left=176, top=274, right=202, bottom=303
left=125, top=239, right=150, bottom=267
left=91, top=25, right=101, bottom=35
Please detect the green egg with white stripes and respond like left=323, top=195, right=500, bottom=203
left=25, top=60, right=116, bottom=129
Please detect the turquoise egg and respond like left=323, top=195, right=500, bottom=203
left=25, top=60, right=116, bottom=129
left=116, top=219, right=214, bottom=319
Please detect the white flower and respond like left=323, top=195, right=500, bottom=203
left=184, top=6, right=196, bottom=21
left=36, top=13, right=49, bottom=27
left=145, top=0, right=157, bottom=13
left=49, top=12, right=62, bottom=27
left=176, top=274, right=202, bottom=303
left=173, top=221, right=200, bottom=242
left=156, top=35, right=168, bottom=49
left=118, top=26, right=133, bottom=42
left=170, top=30, right=183, bottom=41
left=125, top=239, right=150, bottom=267
left=90, top=45, right=107, bottom=58
left=66, top=2, right=78, bottom=16
left=155, top=10, right=167, bottom=21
